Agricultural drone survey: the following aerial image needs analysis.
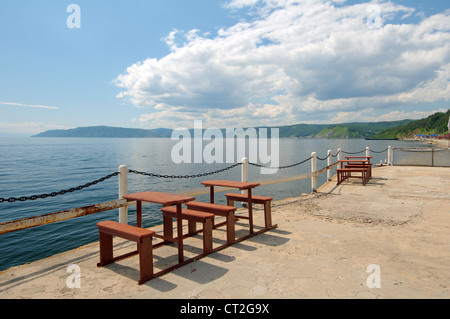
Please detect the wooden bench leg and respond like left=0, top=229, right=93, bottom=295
left=163, top=214, right=173, bottom=243
left=203, top=219, right=213, bottom=254
left=138, top=237, right=154, bottom=284
left=98, top=231, right=114, bottom=266
left=226, top=212, right=236, bottom=244
left=264, top=202, right=272, bottom=228
left=188, top=220, right=196, bottom=236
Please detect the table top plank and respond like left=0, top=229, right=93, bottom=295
left=201, top=180, right=260, bottom=190
left=344, top=156, right=373, bottom=159
left=123, top=191, right=195, bottom=205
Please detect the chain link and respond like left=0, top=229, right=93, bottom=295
left=370, top=148, right=389, bottom=153
left=331, top=150, right=341, bottom=158
left=0, top=172, right=119, bottom=204
left=129, top=162, right=242, bottom=179
left=341, top=149, right=366, bottom=155
left=317, top=153, right=331, bottom=161
left=249, top=156, right=313, bottom=169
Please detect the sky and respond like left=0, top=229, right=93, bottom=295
left=0, top=0, right=449, bottom=136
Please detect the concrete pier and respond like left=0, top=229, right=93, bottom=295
left=0, top=165, right=449, bottom=299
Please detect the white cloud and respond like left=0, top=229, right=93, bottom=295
left=115, top=0, right=450, bottom=128
left=0, top=101, right=58, bottom=110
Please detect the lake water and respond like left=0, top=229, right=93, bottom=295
left=0, top=137, right=425, bottom=270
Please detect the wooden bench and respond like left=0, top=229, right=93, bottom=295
left=225, top=193, right=273, bottom=228
left=161, top=207, right=214, bottom=254
left=185, top=201, right=237, bottom=244
left=336, top=168, right=369, bottom=185
left=96, top=220, right=155, bottom=285
left=344, top=163, right=372, bottom=179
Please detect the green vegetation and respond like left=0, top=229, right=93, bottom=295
left=370, top=109, right=450, bottom=139
left=276, top=120, right=411, bottom=138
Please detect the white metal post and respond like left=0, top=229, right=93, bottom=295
left=337, top=147, right=342, bottom=169
left=327, top=150, right=332, bottom=181
left=388, top=146, right=392, bottom=165
left=241, top=157, right=248, bottom=196
left=366, top=147, right=370, bottom=157
left=241, top=157, right=249, bottom=207
left=311, top=152, right=317, bottom=192
left=118, top=165, right=128, bottom=224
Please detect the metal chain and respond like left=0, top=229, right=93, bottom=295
left=331, top=150, right=341, bottom=158
left=249, top=156, right=313, bottom=169
left=0, top=172, right=119, bottom=204
left=317, top=153, right=331, bottom=161
left=370, top=148, right=389, bottom=153
left=341, top=149, right=366, bottom=155
left=129, top=162, right=242, bottom=179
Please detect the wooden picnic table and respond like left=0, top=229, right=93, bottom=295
left=342, top=156, right=373, bottom=178
left=201, top=180, right=260, bottom=234
left=123, top=191, right=195, bottom=263
left=345, top=156, right=373, bottom=162
left=337, top=159, right=372, bottom=185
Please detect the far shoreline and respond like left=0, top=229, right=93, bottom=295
left=401, top=137, right=450, bottom=149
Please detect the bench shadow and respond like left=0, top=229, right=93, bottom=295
left=171, top=260, right=229, bottom=285
left=0, top=240, right=131, bottom=293
left=96, top=225, right=289, bottom=292
left=245, top=232, right=290, bottom=246
left=321, top=178, right=386, bottom=193
left=105, top=249, right=230, bottom=291
left=103, top=262, right=177, bottom=292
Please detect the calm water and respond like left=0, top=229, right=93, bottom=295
left=0, top=137, right=424, bottom=270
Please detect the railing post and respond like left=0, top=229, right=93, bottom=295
left=311, top=152, right=317, bottom=193
left=366, top=146, right=370, bottom=157
left=327, top=150, right=332, bottom=181
left=388, top=146, right=392, bottom=165
left=118, top=165, right=128, bottom=224
left=337, top=148, right=342, bottom=168
left=241, top=157, right=248, bottom=195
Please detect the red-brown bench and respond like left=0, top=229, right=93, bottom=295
left=344, top=164, right=372, bottom=179
left=336, top=168, right=369, bottom=185
left=185, top=201, right=237, bottom=244
left=161, top=207, right=214, bottom=254
left=225, top=193, right=273, bottom=228
left=96, top=220, right=155, bottom=285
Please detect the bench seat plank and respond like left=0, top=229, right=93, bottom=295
left=161, top=206, right=214, bottom=222
left=161, top=206, right=214, bottom=254
left=97, top=220, right=154, bottom=242
left=224, top=193, right=272, bottom=204
left=186, top=201, right=237, bottom=244
left=96, top=220, right=155, bottom=285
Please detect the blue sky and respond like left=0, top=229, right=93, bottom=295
left=0, top=0, right=449, bottom=136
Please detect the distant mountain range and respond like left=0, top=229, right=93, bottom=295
left=33, top=126, right=173, bottom=138
left=33, top=119, right=417, bottom=139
